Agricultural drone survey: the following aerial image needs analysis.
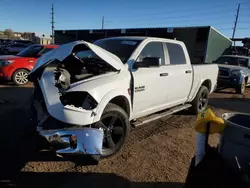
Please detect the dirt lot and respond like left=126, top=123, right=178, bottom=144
left=0, top=82, right=250, bottom=188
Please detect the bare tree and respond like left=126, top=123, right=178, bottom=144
left=4, top=29, right=14, bottom=39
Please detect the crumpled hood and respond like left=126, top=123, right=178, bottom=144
left=31, top=41, right=124, bottom=73
left=218, top=64, right=246, bottom=72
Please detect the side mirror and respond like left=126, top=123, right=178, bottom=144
left=133, top=57, right=161, bottom=69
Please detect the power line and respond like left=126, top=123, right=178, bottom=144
left=109, top=10, right=236, bottom=25
left=219, top=28, right=250, bottom=30
left=106, top=1, right=248, bottom=20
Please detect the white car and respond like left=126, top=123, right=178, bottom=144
left=29, top=37, right=218, bottom=159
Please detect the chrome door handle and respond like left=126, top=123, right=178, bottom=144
left=160, top=73, right=169, bottom=77
left=185, top=70, right=192, bottom=74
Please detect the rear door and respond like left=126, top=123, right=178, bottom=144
left=132, top=41, right=168, bottom=118
left=163, top=42, right=192, bottom=107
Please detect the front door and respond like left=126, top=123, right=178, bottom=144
left=131, top=41, right=168, bottom=119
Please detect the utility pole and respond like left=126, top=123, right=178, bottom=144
left=232, top=4, right=240, bottom=46
left=102, top=16, right=104, bottom=29
left=51, top=4, right=55, bottom=44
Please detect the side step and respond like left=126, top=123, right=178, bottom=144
left=131, top=104, right=192, bottom=127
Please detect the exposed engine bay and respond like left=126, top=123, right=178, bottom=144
left=54, top=45, right=116, bottom=91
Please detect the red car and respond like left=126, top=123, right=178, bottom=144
left=0, top=44, right=58, bottom=85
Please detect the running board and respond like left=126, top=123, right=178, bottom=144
left=131, top=104, right=192, bottom=127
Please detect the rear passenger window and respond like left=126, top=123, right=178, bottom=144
left=166, top=43, right=186, bottom=65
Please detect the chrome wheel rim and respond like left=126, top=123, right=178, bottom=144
left=198, top=90, right=208, bottom=111
left=15, top=71, right=28, bottom=85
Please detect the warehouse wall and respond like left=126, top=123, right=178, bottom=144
left=55, top=27, right=217, bottom=64
left=205, top=27, right=232, bottom=63
left=55, top=30, right=77, bottom=44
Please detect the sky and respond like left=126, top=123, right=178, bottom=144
left=0, top=0, right=249, bottom=39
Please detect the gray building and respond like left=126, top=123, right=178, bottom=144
left=55, top=26, right=232, bottom=64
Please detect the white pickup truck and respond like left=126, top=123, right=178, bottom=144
left=29, top=37, right=218, bottom=158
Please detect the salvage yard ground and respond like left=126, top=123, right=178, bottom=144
left=0, top=82, right=250, bottom=188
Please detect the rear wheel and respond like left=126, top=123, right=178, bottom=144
left=235, top=79, right=246, bottom=94
left=94, top=103, right=130, bottom=158
left=12, top=69, right=29, bottom=85
left=190, top=86, right=209, bottom=114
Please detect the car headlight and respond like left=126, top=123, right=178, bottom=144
left=231, top=70, right=242, bottom=76
left=60, top=91, right=97, bottom=110
left=0, top=60, right=14, bottom=66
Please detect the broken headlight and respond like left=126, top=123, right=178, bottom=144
left=60, top=91, right=97, bottom=110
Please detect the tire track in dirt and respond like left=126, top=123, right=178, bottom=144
left=123, top=114, right=195, bottom=153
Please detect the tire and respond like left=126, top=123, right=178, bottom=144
left=235, top=79, right=246, bottom=94
left=94, top=103, right=130, bottom=158
left=190, top=86, right=209, bottom=115
left=12, top=69, right=29, bottom=85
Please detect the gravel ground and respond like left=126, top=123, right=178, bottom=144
left=0, top=82, right=249, bottom=188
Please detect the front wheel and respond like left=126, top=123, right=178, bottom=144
left=94, top=103, right=130, bottom=158
left=12, top=69, right=29, bottom=85
left=190, top=86, right=209, bottom=115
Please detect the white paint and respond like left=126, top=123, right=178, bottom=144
left=37, top=37, right=218, bottom=126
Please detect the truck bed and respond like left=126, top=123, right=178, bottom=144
left=187, top=64, right=218, bottom=102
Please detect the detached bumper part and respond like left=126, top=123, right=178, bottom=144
left=38, top=127, right=103, bottom=158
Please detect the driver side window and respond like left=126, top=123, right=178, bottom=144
left=137, top=42, right=165, bottom=65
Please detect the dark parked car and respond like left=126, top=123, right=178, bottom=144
left=216, top=55, right=250, bottom=94
left=1, top=43, right=28, bottom=55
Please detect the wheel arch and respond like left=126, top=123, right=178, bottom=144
left=12, top=68, right=30, bottom=79
left=188, top=79, right=212, bottom=102
left=93, top=90, right=132, bottom=123
left=201, top=79, right=212, bottom=92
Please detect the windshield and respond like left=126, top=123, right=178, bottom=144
left=17, top=45, right=44, bottom=57
left=216, top=56, right=248, bottom=67
left=93, top=39, right=141, bottom=63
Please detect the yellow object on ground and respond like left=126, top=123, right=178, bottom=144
left=195, top=108, right=225, bottom=134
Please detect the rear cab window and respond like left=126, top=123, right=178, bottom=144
left=165, top=43, right=186, bottom=65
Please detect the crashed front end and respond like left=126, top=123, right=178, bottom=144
left=29, top=41, right=124, bottom=161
